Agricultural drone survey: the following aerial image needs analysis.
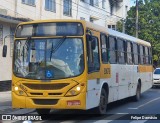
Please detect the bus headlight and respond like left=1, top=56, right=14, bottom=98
left=65, top=84, right=85, bottom=96
left=13, top=84, right=27, bottom=96
left=76, top=86, right=81, bottom=91
left=14, top=86, right=19, bottom=91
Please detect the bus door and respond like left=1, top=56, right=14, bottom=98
left=86, top=29, right=101, bottom=109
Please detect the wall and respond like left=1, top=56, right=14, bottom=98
left=0, top=0, right=131, bottom=82
left=0, top=21, right=16, bottom=81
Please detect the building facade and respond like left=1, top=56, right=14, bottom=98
left=0, top=0, right=130, bottom=84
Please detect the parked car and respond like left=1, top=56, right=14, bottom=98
left=153, top=68, right=160, bottom=86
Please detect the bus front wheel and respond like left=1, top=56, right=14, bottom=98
left=36, top=109, right=50, bottom=115
left=94, top=88, right=108, bottom=115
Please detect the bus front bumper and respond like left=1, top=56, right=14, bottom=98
left=12, top=92, right=86, bottom=110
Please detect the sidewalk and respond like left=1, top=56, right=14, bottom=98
left=0, top=91, right=11, bottom=103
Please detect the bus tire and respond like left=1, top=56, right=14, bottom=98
left=94, top=88, right=108, bottom=115
left=36, top=109, right=50, bottom=115
left=133, top=83, right=141, bottom=101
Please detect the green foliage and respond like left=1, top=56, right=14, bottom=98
left=117, top=0, right=160, bottom=64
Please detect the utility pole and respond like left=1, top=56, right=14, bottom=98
left=136, top=0, right=139, bottom=38
left=122, top=19, right=125, bottom=33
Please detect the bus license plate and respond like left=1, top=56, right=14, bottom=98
left=67, top=100, right=81, bottom=106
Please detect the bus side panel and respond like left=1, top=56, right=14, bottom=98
left=85, top=79, right=101, bottom=110
left=139, top=65, right=152, bottom=93
left=85, top=79, right=112, bottom=110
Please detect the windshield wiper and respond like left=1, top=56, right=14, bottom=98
left=50, top=36, right=66, bottom=61
left=21, top=37, right=31, bottom=63
left=24, top=37, right=32, bottom=51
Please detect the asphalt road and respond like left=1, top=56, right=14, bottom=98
left=1, top=87, right=160, bottom=123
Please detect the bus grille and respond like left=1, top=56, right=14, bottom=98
left=33, top=99, right=58, bottom=105
left=30, top=92, right=62, bottom=96
left=30, top=93, right=43, bottom=95
left=23, top=83, right=69, bottom=90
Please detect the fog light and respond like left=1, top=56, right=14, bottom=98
left=15, top=86, right=19, bottom=91
left=70, top=90, right=76, bottom=95
left=76, top=86, right=81, bottom=91
left=19, top=90, right=24, bottom=95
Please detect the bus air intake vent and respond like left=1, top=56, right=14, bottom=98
left=23, top=83, right=69, bottom=90
left=33, top=99, right=58, bottom=105
left=48, top=93, right=62, bottom=95
left=30, top=93, right=43, bottom=95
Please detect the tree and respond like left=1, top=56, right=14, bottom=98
left=117, top=0, right=160, bottom=66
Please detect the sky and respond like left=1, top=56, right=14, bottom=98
left=130, top=0, right=136, bottom=6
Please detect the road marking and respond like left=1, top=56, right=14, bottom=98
left=93, top=113, right=128, bottom=123
left=128, top=97, right=160, bottom=109
left=128, top=108, right=138, bottom=110
left=130, top=120, right=147, bottom=123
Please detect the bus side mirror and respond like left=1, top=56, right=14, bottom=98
left=2, top=45, right=7, bottom=57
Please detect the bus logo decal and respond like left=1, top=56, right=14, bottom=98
left=46, top=70, right=54, bottom=78
left=104, top=68, right=110, bottom=74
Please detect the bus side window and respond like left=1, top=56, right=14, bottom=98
left=145, top=46, right=149, bottom=64
left=139, top=45, right=144, bottom=64
left=133, top=43, right=138, bottom=65
left=127, top=42, right=133, bottom=64
left=87, top=36, right=100, bottom=73
left=100, top=34, right=108, bottom=63
left=108, top=36, right=117, bottom=63
left=143, top=46, right=146, bottom=64
left=148, top=47, right=152, bottom=64
left=117, top=38, right=126, bottom=64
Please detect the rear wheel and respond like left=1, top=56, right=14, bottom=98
left=36, top=109, right=50, bottom=115
left=94, top=88, right=108, bottom=115
left=133, top=83, right=141, bottom=101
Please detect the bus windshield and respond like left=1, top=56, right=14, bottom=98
left=13, top=38, right=84, bottom=80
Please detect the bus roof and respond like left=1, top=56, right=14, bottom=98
left=18, top=19, right=151, bottom=47
left=85, top=21, right=151, bottom=47
left=18, top=19, right=85, bottom=25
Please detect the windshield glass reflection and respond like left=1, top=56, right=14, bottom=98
left=13, top=38, right=84, bottom=80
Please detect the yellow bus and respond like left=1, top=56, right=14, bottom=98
left=2, top=20, right=153, bottom=115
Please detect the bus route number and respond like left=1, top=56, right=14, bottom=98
left=104, top=68, right=110, bottom=74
